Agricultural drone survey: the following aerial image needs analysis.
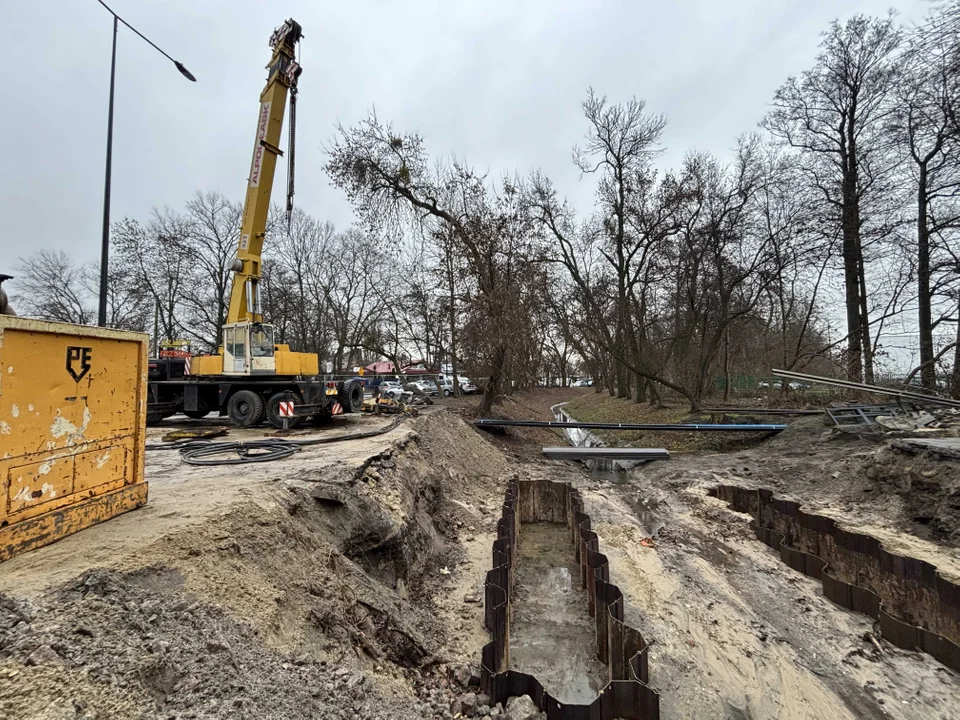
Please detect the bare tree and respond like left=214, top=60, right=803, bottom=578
left=180, top=191, right=243, bottom=348
left=326, top=113, right=539, bottom=414
left=891, top=32, right=960, bottom=389
left=763, top=15, right=902, bottom=382
left=15, top=250, right=93, bottom=324
left=112, top=214, right=193, bottom=346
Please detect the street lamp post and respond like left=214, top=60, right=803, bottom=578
left=95, top=0, right=195, bottom=327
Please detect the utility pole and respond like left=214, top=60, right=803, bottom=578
left=95, top=0, right=196, bottom=327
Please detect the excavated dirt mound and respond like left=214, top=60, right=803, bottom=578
left=0, top=411, right=516, bottom=720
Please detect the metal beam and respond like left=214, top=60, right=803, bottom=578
left=542, top=447, right=671, bottom=460
left=474, top=419, right=786, bottom=432
left=701, top=407, right=822, bottom=416
left=772, top=369, right=960, bottom=408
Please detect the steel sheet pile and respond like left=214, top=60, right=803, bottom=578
left=712, top=485, right=960, bottom=672
left=481, top=479, right=660, bottom=719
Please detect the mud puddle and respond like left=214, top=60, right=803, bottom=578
left=508, top=522, right=607, bottom=704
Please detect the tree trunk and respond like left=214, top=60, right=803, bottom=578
left=446, top=250, right=462, bottom=398
left=722, top=328, right=731, bottom=402
left=857, top=254, right=874, bottom=384
left=952, top=299, right=960, bottom=399
left=616, top=360, right=630, bottom=398
left=648, top=381, right=662, bottom=407
left=153, top=301, right=160, bottom=356
left=842, top=114, right=863, bottom=383
left=479, top=343, right=507, bottom=415
left=917, top=163, right=935, bottom=390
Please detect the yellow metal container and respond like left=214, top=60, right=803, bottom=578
left=0, top=317, right=148, bottom=561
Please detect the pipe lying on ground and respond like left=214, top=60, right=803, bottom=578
left=474, top=419, right=786, bottom=432
left=701, top=407, right=822, bottom=416
left=542, top=447, right=670, bottom=461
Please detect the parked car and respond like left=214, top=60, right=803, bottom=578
left=571, top=379, right=594, bottom=387
left=757, top=380, right=810, bottom=391
left=412, top=380, right=438, bottom=395
left=434, top=374, right=477, bottom=396
left=379, top=380, right=406, bottom=400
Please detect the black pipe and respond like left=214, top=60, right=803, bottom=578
left=474, top=419, right=786, bottom=432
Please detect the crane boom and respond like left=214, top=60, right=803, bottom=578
left=226, top=19, right=302, bottom=324
left=188, top=18, right=316, bottom=378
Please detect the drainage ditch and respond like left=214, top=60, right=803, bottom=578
left=481, top=478, right=660, bottom=719
left=551, top=403, right=642, bottom=472
left=710, top=484, right=960, bottom=673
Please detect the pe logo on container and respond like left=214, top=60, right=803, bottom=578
left=66, top=346, right=92, bottom=383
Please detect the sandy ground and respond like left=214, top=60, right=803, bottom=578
left=0, top=414, right=414, bottom=598
left=2, top=392, right=960, bottom=719
left=482, top=391, right=960, bottom=719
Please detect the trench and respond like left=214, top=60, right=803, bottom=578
left=509, top=522, right=607, bottom=704
left=481, top=478, right=661, bottom=719
left=710, top=484, right=960, bottom=673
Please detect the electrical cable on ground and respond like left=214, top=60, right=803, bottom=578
left=146, top=414, right=408, bottom=466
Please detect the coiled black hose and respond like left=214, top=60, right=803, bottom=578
left=146, top=414, right=408, bottom=466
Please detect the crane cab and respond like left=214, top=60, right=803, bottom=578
left=223, top=321, right=275, bottom=375
left=190, top=321, right=318, bottom=377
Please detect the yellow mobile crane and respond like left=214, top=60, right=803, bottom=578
left=193, top=18, right=312, bottom=379
left=147, top=19, right=364, bottom=427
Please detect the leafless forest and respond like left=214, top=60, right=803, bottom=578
left=14, top=6, right=960, bottom=413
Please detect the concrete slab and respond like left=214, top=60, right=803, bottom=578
left=891, top=437, right=960, bottom=460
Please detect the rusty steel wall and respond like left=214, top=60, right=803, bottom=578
left=481, top=479, right=660, bottom=720
left=711, top=485, right=960, bottom=673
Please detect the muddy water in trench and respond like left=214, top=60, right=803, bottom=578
left=508, top=522, right=608, bottom=704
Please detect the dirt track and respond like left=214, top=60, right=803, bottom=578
left=1, top=395, right=959, bottom=719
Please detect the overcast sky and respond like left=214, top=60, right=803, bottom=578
left=0, top=0, right=932, bottom=270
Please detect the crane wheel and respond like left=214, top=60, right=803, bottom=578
left=267, top=392, right=304, bottom=428
left=227, top=390, right=265, bottom=427
left=339, top=379, right=364, bottom=413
